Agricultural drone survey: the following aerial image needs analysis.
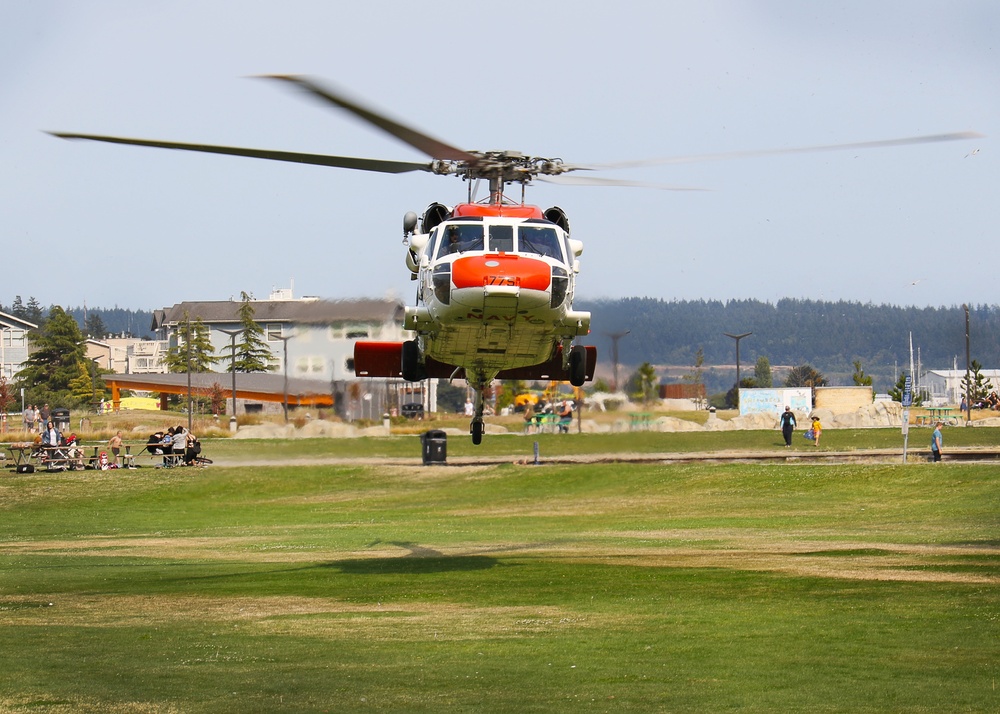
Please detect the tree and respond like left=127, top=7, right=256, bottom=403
left=164, top=313, right=219, bottom=373
left=682, top=347, right=707, bottom=408
left=753, top=356, right=773, bottom=388
left=84, top=312, right=108, bottom=340
left=632, top=362, right=659, bottom=405
left=784, top=364, right=828, bottom=389
left=961, top=360, right=992, bottom=406
left=851, top=360, right=873, bottom=387
left=0, top=374, right=14, bottom=432
left=208, top=382, right=227, bottom=416
left=231, top=292, right=276, bottom=373
left=68, top=361, right=103, bottom=404
left=9, top=296, right=26, bottom=320
left=15, top=306, right=88, bottom=406
left=25, top=297, right=45, bottom=326
left=887, top=371, right=925, bottom=406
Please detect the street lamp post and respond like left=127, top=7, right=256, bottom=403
left=185, top=321, right=193, bottom=432
left=724, top=331, right=753, bottom=407
left=606, top=330, right=630, bottom=391
left=275, top=334, right=293, bottom=423
left=219, top=328, right=241, bottom=432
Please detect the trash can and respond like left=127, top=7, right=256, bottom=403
left=420, top=429, right=447, bottom=465
left=51, top=408, right=70, bottom=434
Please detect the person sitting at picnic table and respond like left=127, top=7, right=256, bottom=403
left=158, top=428, right=175, bottom=466
left=40, top=420, right=61, bottom=448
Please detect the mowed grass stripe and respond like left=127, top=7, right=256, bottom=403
left=1, top=458, right=998, bottom=712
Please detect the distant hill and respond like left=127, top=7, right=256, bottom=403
left=576, top=298, right=1000, bottom=394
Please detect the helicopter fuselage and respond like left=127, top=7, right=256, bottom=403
left=402, top=203, right=591, bottom=379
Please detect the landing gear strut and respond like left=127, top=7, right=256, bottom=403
left=468, top=373, right=491, bottom=445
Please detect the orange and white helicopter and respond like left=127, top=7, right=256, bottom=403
left=52, top=76, right=980, bottom=443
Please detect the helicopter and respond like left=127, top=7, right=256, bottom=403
left=51, top=76, right=980, bottom=444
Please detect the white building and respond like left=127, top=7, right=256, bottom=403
left=0, top=311, right=37, bottom=382
left=921, top=369, right=1000, bottom=405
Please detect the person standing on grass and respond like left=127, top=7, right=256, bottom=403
left=931, top=421, right=944, bottom=462
left=779, top=406, right=797, bottom=447
left=109, top=431, right=123, bottom=466
left=810, top=416, right=822, bottom=447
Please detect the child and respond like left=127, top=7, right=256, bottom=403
left=810, top=416, right=822, bottom=446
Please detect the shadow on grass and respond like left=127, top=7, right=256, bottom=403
left=322, top=541, right=499, bottom=575
left=323, top=554, right=498, bottom=575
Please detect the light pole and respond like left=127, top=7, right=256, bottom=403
left=275, top=334, right=293, bottom=423
left=724, top=331, right=752, bottom=407
left=607, top=330, right=630, bottom=391
left=219, top=328, right=241, bottom=432
left=185, top=320, right=193, bottom=432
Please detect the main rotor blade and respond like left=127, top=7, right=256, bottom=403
left=47, top=132, right=434, bottom=174
left=262, top=75, right=479, bottom=164
left=584, top=131, right=985, bottom=171
left=538, top=175, right=707, bottom=191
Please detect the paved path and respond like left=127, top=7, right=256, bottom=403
left=211, top=446, right=1000, bottom=468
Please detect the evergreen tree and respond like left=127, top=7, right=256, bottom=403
left=754, top=356, right=773, bottom=388
left=25, top=297, right=45, bottom=326
left=851, top=360, right=873, bottom=387
left=164, top=313, right=219, bottom=373
left=15, top=306, right=88, bottom=405
left=960, top=360, right=993, bottom=406
left=84, top=312, right=108, bottom=340
left=633, top=362, right=659, bottom=405
left=10, top=296, right=26, bottom=320
left=68, top=361, right=103, bottom=404
left=888, top=371, right=925, bottom=406
left=231, top=292, right=277, bottom=373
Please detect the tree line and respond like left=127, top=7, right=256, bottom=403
left=577, top=297, right=999, bottom=393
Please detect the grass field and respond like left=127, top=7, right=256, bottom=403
left=1, top=435, right=998, bottom=712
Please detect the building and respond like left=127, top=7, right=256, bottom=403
left=151, top=297, right=409, bottom=382
left=141, top=296, right=429, bottom=417
left=0, top=311, right=37, bottom=383
left=922, top=369, right=1000, bottom=406
left=83, top=334, right=175, bottom=375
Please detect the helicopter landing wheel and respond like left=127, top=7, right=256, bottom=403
left=471, top=419, right=484, bottom=445
left=569, top=344, right=587, bottom=387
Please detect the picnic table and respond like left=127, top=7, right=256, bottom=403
left=6, top=442, right=38, bottom=472
left=629, top=412, right=654, bottom=431
left=916, top=407, right=959, bottom=426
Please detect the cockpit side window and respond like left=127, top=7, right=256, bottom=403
left=518, top=226, right=563, bottom=260
left=488, top=225, right=514, bottom=253
left=440, top=224, right=485, bottom=256
left=425, top=228, right=440, bottom=260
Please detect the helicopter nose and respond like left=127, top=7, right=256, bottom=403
left=451, top=255, right=551, bottom=291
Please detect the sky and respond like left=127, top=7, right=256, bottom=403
left=1, top=1, right=996, bottom=312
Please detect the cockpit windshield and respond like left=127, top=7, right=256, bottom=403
left=439, top=224, right=484, bottom=256
left=436, top=222, right=564, bottom=261
left=518, top=226, right=563, bottom=260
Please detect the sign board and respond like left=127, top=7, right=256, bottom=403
left=902, top=375, right=913, bottom=408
